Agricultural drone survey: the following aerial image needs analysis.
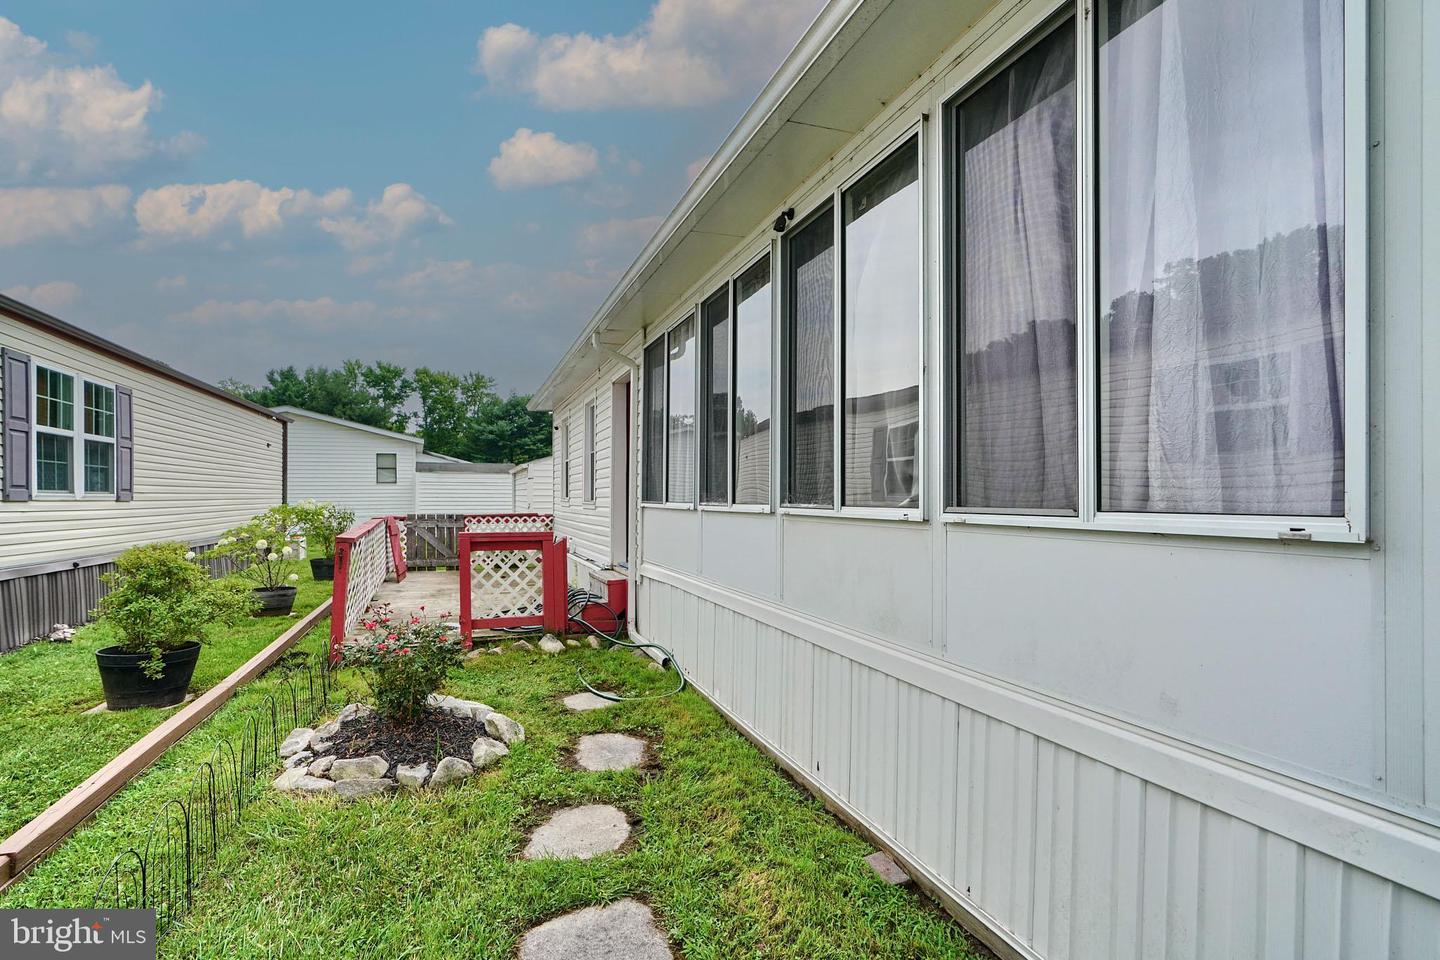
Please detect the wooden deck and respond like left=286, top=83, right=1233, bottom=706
left=365, top=571, right=464, bottom=631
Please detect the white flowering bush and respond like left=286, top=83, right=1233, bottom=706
left=213, top=505, right=304, bottom=591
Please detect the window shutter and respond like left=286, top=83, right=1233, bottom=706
left=2, top=347, right=32, bottom=502
left=115, top=385, right=134, bottom=501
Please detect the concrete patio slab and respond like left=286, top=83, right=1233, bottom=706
left=518, top=899, right=672, bottom=960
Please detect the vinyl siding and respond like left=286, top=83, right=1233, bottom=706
left=282, top=413, right=417, bottom=520
left=514, top=457, right=555, bottom=514
left=552, top=366, right=626, bottom=570
left=0, top=315, right=282, bottom=571
left=414, top=470, right=513, bottom=513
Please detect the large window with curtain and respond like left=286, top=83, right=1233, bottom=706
left=641, top=339, right=666, bottom=503
left=699, top=286, right=730, bottom=504
left=950, top=17, right=1077, bottom=513
left=842, top=136, right=921, bottom=508
left=666, top=315, right=697, bottom=504
left=1097, top=0, right=1346, bottom=518
left=733, top=254, right=772, bottom=505
left=783, top=204, right=835, bottom=507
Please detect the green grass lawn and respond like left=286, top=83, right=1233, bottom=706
left=5, top=640, right=984, bottom=960
left=0, top=567, right=331, bottom=840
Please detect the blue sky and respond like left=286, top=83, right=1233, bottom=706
left=0, top=1, right=822, bottom=394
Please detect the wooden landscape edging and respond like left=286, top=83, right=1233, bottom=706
left=0, top=598, right=333, bottom=890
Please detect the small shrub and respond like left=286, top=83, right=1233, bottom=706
left=292, top=499, right=355, bottom=559
left=95, top=543, right=258, bottom=678
left=341, top=605, right=463, bottom=721
left=212, top=506, right=304, bottom=591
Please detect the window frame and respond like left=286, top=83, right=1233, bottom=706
left=30, top=360, right=119, bottom=500
left=375, top=452, right=398, bottom=485
left=663, top=311, right=699, bottom=508
left=778, top=121, right=928, bottom=522
left=936, top=0, right=1368, bottom=544
left=698, top=283, right=732, bottom=507
left=640, top=338, right=668, bottom=505
left=705, top=245, right=777, bottom=515
left=81, top=379, right=117, bottom=496
left=560, top=420, right=572, bottom=501
left=583, top=400, right=597, bottom=504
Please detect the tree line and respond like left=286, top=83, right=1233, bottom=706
left=221, top=361, right=552, bottom=465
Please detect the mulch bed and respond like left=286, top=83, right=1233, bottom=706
left=322, top=708, right=486, bottom=768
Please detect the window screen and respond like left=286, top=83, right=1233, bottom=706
left=784, top=205, right=835, bottom=506
left=642, top=339, right=666, bottom=502
left=953, top=19, right=1078, bottom=512
left=734, top=255, right=772, bottom=505
left=1097, top=0, right=1345, bottom=516
left=666, top=316, right=696, bottom=503
left=843, top=137, right=921, bottom=508
left=700, top=286, right=730, bottom=504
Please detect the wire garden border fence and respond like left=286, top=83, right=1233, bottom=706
left=91, top=650, right=334, bottom=932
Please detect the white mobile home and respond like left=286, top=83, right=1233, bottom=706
left=0, top=294, right=287, bottom=650
left=276, top=407, right=513, bottom=518
left=531, top=0, right=1440, bottom=956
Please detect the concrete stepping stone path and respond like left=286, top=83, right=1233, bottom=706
left=523, top=804, right=630, bottom=860
left=562, top=691, right=616, bottom=712
left=518, top=898, right=672, bottom=960
left=575, top=733, right=647, bottom=772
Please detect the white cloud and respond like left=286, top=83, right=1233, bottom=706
left=488, top=128, right=598, bottom=189
left=384, top=257, right=616, bottom=314
left=169, top=297, right=440, bottom=332
left=475, top=0, right=824, bottom=110
left=318, top=183, right=452, bottom=251
left=2, top=279, right=80, bottom=312
left=576, top=215, right=662, bottom=256
left=153, top=273, right=186, bottom=291
left=0, top=184, right=130, bottom=246
left=0, top=17, right=197, bottom=181
left=134, top=180, right=352, bottom=242
left=133, top=180, right=448, bottom=251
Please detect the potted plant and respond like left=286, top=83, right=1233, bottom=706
left=93, top=543, right=256, bottom=709
left=294, top=499, right=355, bottom=581
left=214, top=506, right=304, bottom=615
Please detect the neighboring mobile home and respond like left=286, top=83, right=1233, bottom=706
left=275, top=406, right=513, bottom=518
left=531, top=0, right=1440, bottom=956
left=0, top=294, right=287, bottom=651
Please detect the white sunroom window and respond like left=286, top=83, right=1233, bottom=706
left=783, top=204, right=836, bottom=507
left=1097, top=0, right=1346, bottom=517
left=842, top=136, right=921, bottom=509
left=733, top=254, right=772, bottom=505
left=665, top=315, right=697, bottom=503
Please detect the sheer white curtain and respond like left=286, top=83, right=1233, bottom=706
left=1099, top=0, right=1345, bottom=516
left=957, top=20, right=1078, bottom=512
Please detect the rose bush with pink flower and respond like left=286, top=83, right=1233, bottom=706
left=340, top=604, right=462, bottom=721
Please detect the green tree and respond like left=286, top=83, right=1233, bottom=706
left=222, top=360, right=412, bottom=432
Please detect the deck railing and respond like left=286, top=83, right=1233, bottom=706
left=329, top=516, right=406, bottom=663
left=403, top=513, right=555, bottom=569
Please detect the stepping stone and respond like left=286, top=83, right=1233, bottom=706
left=575, top=734, right=646, bottom=772
left=519, top=899, right=671, bottom=960
left=562, top=691, right=616, bottom=712
left=523, top=805, right=630, bottom=860
left=864, top=850, right=911, bottom=886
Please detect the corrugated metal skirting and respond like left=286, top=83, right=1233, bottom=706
left=0, top=547, right=238, bottom=653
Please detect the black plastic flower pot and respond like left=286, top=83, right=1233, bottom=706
left=95, top=641, right=202, bottom=710
left=253, top=585, right=298, bottom=617
left=309, top=557, right=335, bottom=581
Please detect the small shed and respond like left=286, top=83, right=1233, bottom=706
left=509, top=456, right=554, bottom=514
left=275, top=406, right=513, bottom=518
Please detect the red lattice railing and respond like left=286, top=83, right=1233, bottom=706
left=329, top=515, right=406, bottom=663
left=458, top=528, right=568, bottom=643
